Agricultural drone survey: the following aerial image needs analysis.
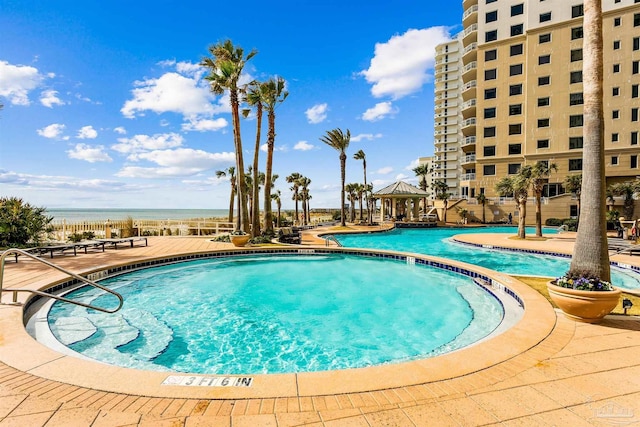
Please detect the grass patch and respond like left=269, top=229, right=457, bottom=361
left=514, top=275, right=640, bottom=316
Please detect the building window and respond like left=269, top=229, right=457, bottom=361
left=510, top=44, right=523, bottom=56
left=569, top=92, right=584, bottom=105
left=486, top=10, right=498, bottom=23
left=508, top=143, right=522, bottom=154
left=485, top=88, right=497, bottom=99
left=570, top=205, right=578, bottom=217
left=509, top=104, right=522, bottom=115
left=539, top=33, right=551, bottom=43
left=511, top=3, right=524, bottom=16
left=613, top=87, right=620, bottom=96
left=635, top=13, right=640, bottom=27
left=509, top=124, right=522, bottom=135
left=537, top=139, right=550, bottom=149
left=634, top=37, right=639, bottom=51
left=508, top=164, right=521, bottom=174
left=483, top=165, right=496, bottom=176
left=571, top=4, right=584, bottom=18
left=614, top=17, right=621, bottom=26
left=571, top=27, right=583, bottom=40
left=633, top=108, right=639, bottom=122
left=538, top=55, right=551, bottom=65
left=612, top=110, right=620, bottom=119
left=538, top=97, right=550, bottom=107
left=484, top=126, right=496, bottom=137
left=485, top=69, right=497, bottom=80
left=612, top=156, right=619, bottom=166
left=485, top=30, right=498, bottom=42
left=570, top=49, right=583, bottom=62
left=487, top=0, right=497, bottom=3
left=538, top=118, right=550, bottom=127
left=632, top=131, right=639, bottom=145
left=613, top=64, right=620, bottom=73
left=569, top=159, right=583, bottom=171
left=634, top=61, right=640, bottom=74
left=570, top=71, right=583, bottom=83
left=538, top=76, right=550, bottom=86
left=511, top=24, right=524, bottom=37
left=612, top=133, right=619, bottom=142
left=613, top=40, right=621, bottom=50
left=484, top=145, right=496, bottom=156
left=569, top=136, right=583, bottom=149
left=484, top=107, right=496, bottom=118
left=569, top=115, right=583, bottom=127
left=540, top=12, right=552, bottom=22
left=510, top=84, right=523, bottom=95
left=485, top=49, right=497, bottom=61
left=632, top=155, right=638, bottom=169
left=633, top=85, right=639, bottom=98
left=510, top=64, right=523, bottom=76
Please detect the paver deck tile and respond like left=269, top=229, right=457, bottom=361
left=8, top=394, right=60, bottom=417
left=259, top=397, right=276, bottom=414
left=0, top=411, right=54, bottom=427
left=275, top=411, right=322, bottom=427
left=183, top=415, right=229, bottom=427
left=231, top=413, right=277, bottom=427
left=323, top=415, right=370, bottom=427
left=0, top=395, right=25, bottom=419
left=438, top=395, right=498, bottom=425
left=244, top=398, right=262, bottom=415
left=42, top=407, right=99, bottom=427
left=402, top=402, right=459, bottom=427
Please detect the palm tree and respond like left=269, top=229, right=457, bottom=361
left=531, top=161, right=558, bottom=237
left=354, top=150, right=370, bottom=222
left=495, top=165, right=533, bottom=239
left=356, top=183, right=365, bottom=221
left=608, top=180, right=638, bottom=220
left=271, top=190, right=282, bottom=228
left=476, top=193, right=487, bottom=224
left=413, top=163, right=431, bottom=213
left=345, top=183, right=358, bottom=222
left=564, top=174, right=583, bottom=219
left=261, top=77, right=288, bottom=234
left=201, top=39, right=257, bottom=233
left=320, top=128, right=351, bottom=227
left=215, top=167, right=236, bottom=223
left=299, top=176, right=311, bottom=226
left=286, top=172, right=303, bottom=225
left=569, top=0, right=610, bottom=282
left=242, top=81, right=264, bottom=237
left=432, top=180, right=450, bottom=223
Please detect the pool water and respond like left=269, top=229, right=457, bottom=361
left=333, top=227, right=640, bottom=291
left=47, top=254, right=504, bottom=374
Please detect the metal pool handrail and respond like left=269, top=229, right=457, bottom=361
left=324, top=235, right=343, bottom=247
left=0, top=248, right=123, bottom=314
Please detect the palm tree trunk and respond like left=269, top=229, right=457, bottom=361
left=535, top=192, right=543, bottom=237
left=340, top=154, right=346, bottom=227
left=569, top=0, right=610, bottom=281
left=518, top=201, right=526, bottom=239
left=482, top=203, right=486, bottom=224
left=251, top=104, right=262, bottom=238
left=228, top=184, right=235, bottom=224
left=264, top=112, right=275, bottom=234
left=230, top=90, right=249, bottom=233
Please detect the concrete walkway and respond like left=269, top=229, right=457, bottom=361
left=0, top=229, right=639, bottom=426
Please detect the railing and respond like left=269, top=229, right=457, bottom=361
left=464, top=24, right=478, bottom=37
left=463, top=43, right=477, bottom=55
left=462, top=80, right=477, bottom=92
left=0, top=249, right=123, bottom=313
left=461, top=173, right=477, bottom=181
left=463, top=5, right=479, bottom=19
left=324, top=236, right=342, bottom=247
left=462, top=136, right=477, bottom=146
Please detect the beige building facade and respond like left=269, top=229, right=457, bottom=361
left=436, top=0, right=640, bottom=223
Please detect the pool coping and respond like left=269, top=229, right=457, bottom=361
left=0, top=245, right=557, bottom=400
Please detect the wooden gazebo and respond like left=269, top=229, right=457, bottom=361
left=373, top=181, right=430, bottom=222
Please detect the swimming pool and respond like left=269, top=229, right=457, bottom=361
left=332, top=227, right=640, bottom=291
left=40, top=252, right=508, bottom=375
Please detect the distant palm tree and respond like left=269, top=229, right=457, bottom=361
left=356, top=183, right=365, bottom=221
left=345, top=183, right=358, bottom=222
left=261, top=77, right=288, bottom=234
left=320, top=128, right=351, bottom=227
left=531, top=161, right=558, bottom=237
left=475, top=193, right=487, bottom=224
left=271, top=190, right=282, bottom=228
left=353, top=150, right=369, bottom=222
left=413, top=163, right=431, bottom=213
left=608, top=180, right=639, bottom=220
left=216, top=167, right=236, bottom=223
left=299, top=176, right=311, bottom=226
left=242, top=81, right=264, bottom=237
left=495, top=165, right=533, bottom=239
left=563, top=174, right=582, bottom=218
left=432, top=180, right=450, bottom=223
left=569, top=0, right=610, bottom=281
left=286, top=172, right=302, bottom=225
left=201, top=39, right=257, bottom=233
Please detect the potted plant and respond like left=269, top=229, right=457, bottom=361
left=547, top=271, right=621, bottom=323
left=229, top=230, right=251, bottom=247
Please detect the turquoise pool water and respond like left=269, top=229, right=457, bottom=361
left=332, top=227, right=640, bottom=291
left=47, top=254, right=504, bottom=374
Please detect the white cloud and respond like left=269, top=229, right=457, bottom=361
left=67, top=143, right=112, bottom=163
left=116, top=148, right=235, bottom=178
left=362, top=102, right=398, bottom=122
left=37, top=123, right=68, bottom=140
left=395, top=173, right=409, bottom=181
left=405, top=158, right=421, bottom=170
left=0, top=60, right=46, bottom=105
left=40, top=89, right=65, bottom=108
left=360, top=27, right=451, bottom=99
left=351, top=133, right=383, bottom=142
left=113, top=127, right=127, bottom=134
left=76, top=125, right=98, bottom=139
left=0, top=169, right=133, bottom=191
left=377, top=166, right=393, bottom=175
left=305, top=103, right=328, bottom=124
left=181, top=116, right=228, bottom=132
left=260, top=143, right=287, bottom=153
left=294, top=141, right=315, bottom=151
left=111, top=133, right=184, bottom=155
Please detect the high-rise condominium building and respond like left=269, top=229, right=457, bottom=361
left=435, top=0, right=640, bottom=221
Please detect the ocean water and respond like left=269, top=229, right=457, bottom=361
left=47, top=208, right=230, bottom=222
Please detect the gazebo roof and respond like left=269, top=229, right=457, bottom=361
left=373, top=181, right=429, bottom=197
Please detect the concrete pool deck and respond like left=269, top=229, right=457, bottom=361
left=0, top=227, right=639, bottom=426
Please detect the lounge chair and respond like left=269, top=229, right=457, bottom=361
left=97, top=237, right=148, bottom=249
left=278, top=227, right=301, bottom=244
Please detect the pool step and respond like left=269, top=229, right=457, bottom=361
left=53, top=316, right=97, bottom=345
left=117, top=309, right=173, bottom=360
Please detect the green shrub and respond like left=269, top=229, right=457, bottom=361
left=562, top=219, right=578, bottom=231
left=545, top=218, right=564, bottom=227
left=68, top=233, right=84, bottom=243
left=0, top=197, right=53, bottom=247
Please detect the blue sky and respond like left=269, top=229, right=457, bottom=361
left=0, top=0, right=460, bottom=209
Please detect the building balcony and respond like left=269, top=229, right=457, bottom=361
left=461, top=118, right=476, bottom=136
left=461, top=80, right=476, bottom=100
left=462, top=24, right=478, bottom=45
left=463, top=0, right=478, bottom=9
left=462, top=42, right=477, bottom=62
left=461, top=136, right=476, bottom=147
left=460, top=173, right=476, bottom=182
left=461, top=98, right=476, bottom=118
left=462, top=5, right=478, bottom=26
left=461, top=154, right=476, bottom=165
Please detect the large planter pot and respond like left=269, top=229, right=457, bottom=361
left=547, top=281, right=621, bottom=323
left=230, top=234, right=251, bottom=247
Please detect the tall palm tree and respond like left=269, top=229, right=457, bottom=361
left=271, top=190, right=282, bottom=228
left=356, top=183, right=365, bottom=221
left=413, top=163, right=431, bottom=214
left=345, top=183, right=358, bottom=222
left=242, top=81, right=264, bottom=237
left=476, top=193, right=487, bottom=224
left=286, top=172, right=303, bottom=225
left=354, top=150, right=369, bottom=222
left=495, top=165, right=533, bottom=239
left=569, top=0, right=610, bottom=282
left=299, top=176, right=311, bottom=226
left=432, top=180, right=450, bottom=223
left=320, top=128, right=351, bottom=227
left=201, top=40, right=257, bottom=233
left=261, top=77, right=288, bottom=234
left=215, top=167, right=235, bottom=223
left=531, top=161, right=558, bottom=237
left=563, top=174, right=583, bottom=219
